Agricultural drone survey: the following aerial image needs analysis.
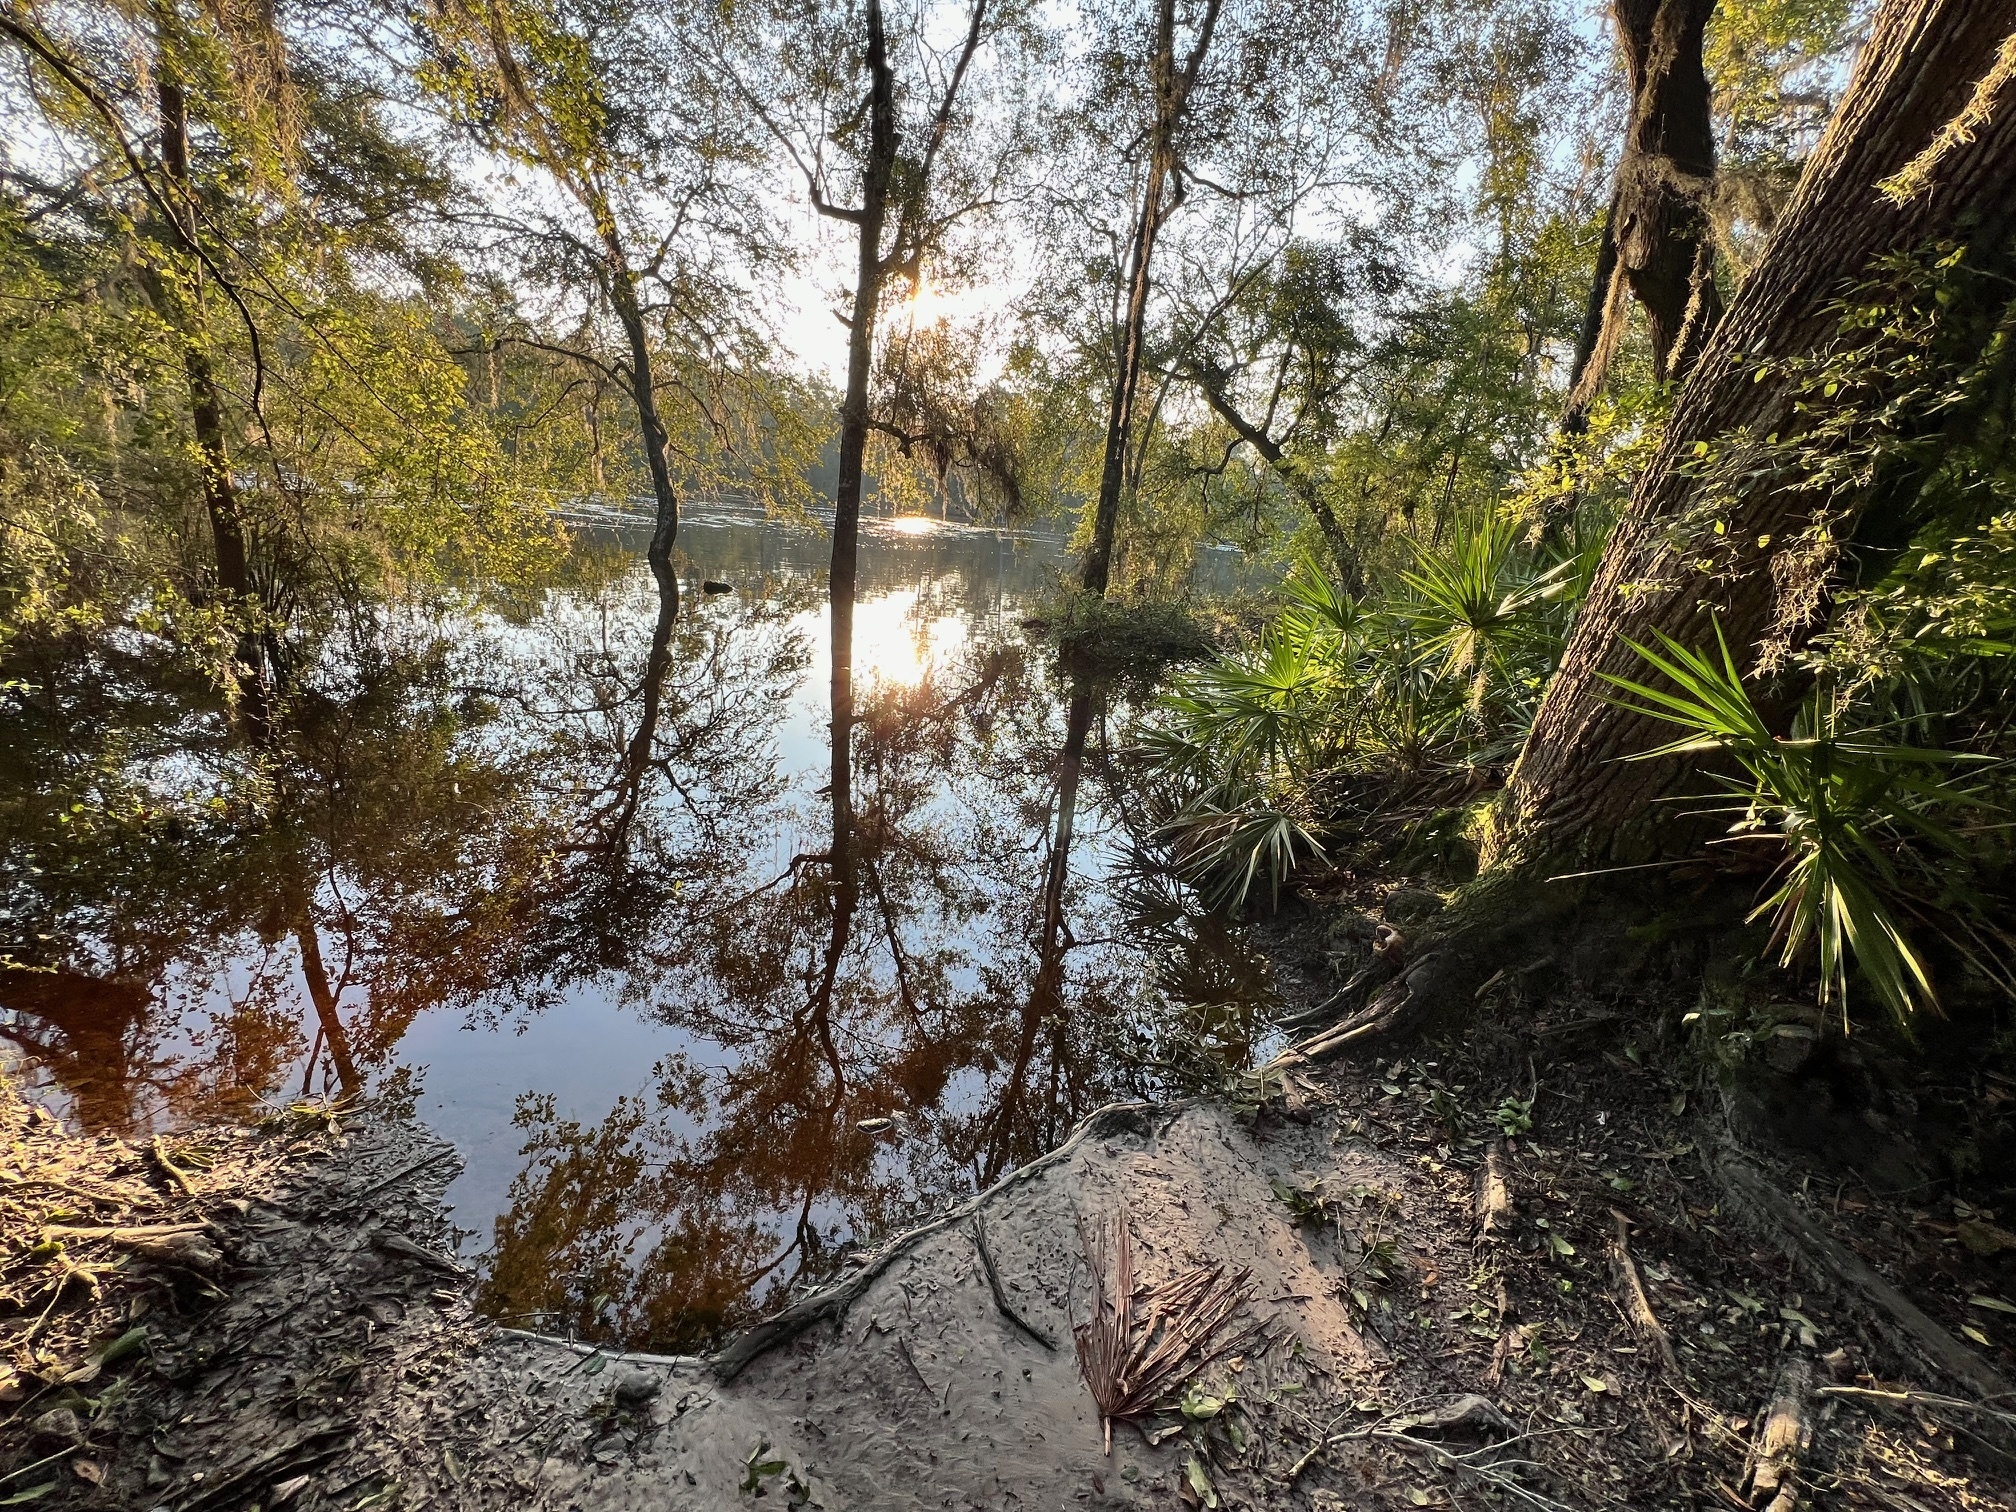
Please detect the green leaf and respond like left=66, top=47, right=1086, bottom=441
left=1581, top=1374, right=1608, bottom=1393
left=96, top=1326, right=149, bottom=1366
left=1968, top=1296, right=2016, bottom=1315
left=0, top=1487, right=57, bottom=1506
left=1184, top=1455, right=1220, bottom=1508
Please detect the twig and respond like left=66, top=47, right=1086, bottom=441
left=149, top=1137, right=196, bottom=1196
left=0, top=1444, right=76, bottom=1488
left=1819, top=1384, right=2016, bottom=1430
left=894, top=1335, right=934, bottom=1395
left=970, top=1217, right=1056, bottom=1351
left=1607, top=1210, right=1679, bottom=1375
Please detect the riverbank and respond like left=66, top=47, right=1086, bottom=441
left=4, top=1006, right=2012, bottom=1512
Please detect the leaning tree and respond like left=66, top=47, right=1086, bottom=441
left=1287, top=0, right=2016, bottom=1057
left=1506, top=0, right=2016, bottom=868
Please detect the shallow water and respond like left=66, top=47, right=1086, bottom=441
left=0, top=503, right=1278, bottom=1349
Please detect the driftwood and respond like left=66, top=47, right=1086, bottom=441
left=710, top=1101, right=1169, bottom=1381
left=1607, top=1210, right=1680, bottom=1376
left=1744, top=1354, right=1813, bottom=1512
left=1716, top=1153, right=2015, bottom=1402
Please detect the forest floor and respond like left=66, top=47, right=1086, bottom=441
left=3, top=896, right=2015, bottom=1509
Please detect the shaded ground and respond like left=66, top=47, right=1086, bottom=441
left=3, top=960, right=2014, bottom=1509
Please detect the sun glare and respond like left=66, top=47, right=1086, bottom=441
left=852, top=589, right=966, bottom=689
left=885, top=515, right=939, bottom=536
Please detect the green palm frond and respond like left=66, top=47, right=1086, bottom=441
left=1605, top=622, right=1994, bottom=1026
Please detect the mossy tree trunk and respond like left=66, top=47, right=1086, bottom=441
left=1505, top=0, right=2016, bottom=871
left=1561, top=0, right=1724, bottom=429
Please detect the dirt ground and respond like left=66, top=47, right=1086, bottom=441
left=4, top=941, right=2015, bottom=1509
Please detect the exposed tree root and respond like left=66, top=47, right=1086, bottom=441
left=1715, top=1152, right=2015, bottom=1403
left=1270, top=872, right=1589, bottom=1065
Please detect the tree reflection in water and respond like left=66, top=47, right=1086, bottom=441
left=0, top=519, right=1276, bottom=1353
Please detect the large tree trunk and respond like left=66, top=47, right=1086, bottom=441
left=828, top=0, right=898, bottom=892
left=1506, top=0, right=2016, bottom=868
left=1563, top=0, right=1723, bottom=428
left=1080, top=0, right=1222, bottom=596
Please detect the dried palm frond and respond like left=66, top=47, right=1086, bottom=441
left=1072, top=1205, right=1266, bottom=1452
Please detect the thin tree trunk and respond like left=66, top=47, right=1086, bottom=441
left=294, top=914, right=361, bottom=1096
left=1505, top=0, right=2016, bottom=867
left=828, top=0, right=898, bottom=891
left=1081, top=0, right=1223, bottom=596
left=607, top=571, right=678, bottom=849
left=155, top=72, right=255, bottom=613
left=604, top=252, right=682, bottom=621
left=985, top=682, right=1095, bottom=1182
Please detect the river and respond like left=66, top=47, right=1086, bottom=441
left=0, top=502, right=1281, bottom=1350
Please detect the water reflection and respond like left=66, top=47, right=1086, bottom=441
left=0, top=505, right=1277, bottom=1349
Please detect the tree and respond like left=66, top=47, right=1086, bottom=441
left=1505, top=0, right=2016, bottom=867
left=420, top=0, right=787, bottom=620
left=714, top=0, right=1020, bottom=888
left=1073, top=0, right=1224, bottom=596
left=1562, top=0, right=1726, bottom=432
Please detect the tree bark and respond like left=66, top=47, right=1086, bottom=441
left=603, top=247, right=683, bottom=624
left=1565, top=0, right=1723, bottom=427
left=1080, top=0, right=1223, bottom=596
left=1505, top=0, right=2016, bottom=868
left=154, top=71, right=254, bottom=612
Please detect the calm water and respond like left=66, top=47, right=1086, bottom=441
left=0, top=503, right=1277, bottom=1349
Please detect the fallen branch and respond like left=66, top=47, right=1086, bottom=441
left=149, top=1137, right=196, bottom=1196
left=1477, top=1141, right=1515, bottom=1237
left=1608, top=1210, right=1679, bottom=1375
left=1817, top=1384, right=2016, bottom=1431
left=970, top=1216, right=1056, bottom=1352
left=1716, top=1154, right=2015, bottom=1402
left=1282, top=1398, right=1567, bottom=1512
left=1744, top=1355, right=1812, bottom=1512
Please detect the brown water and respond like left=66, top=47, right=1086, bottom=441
left=0, top=503, right=1278, bottom=1350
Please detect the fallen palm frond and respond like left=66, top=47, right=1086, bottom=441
left=1071, top=1205, right=1265, bottom=1452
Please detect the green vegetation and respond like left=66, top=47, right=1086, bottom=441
left=3, top=0, right=2013, bottom=1044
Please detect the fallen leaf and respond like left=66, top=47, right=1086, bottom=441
left=1581, top=1375, right=1609, bottom=1393
left=1968, top=1296, right=2016, bottom=1315
left=1956, top=1220, right=2016, bottom=1256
